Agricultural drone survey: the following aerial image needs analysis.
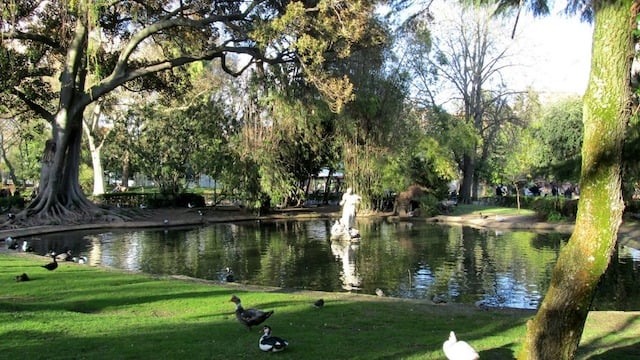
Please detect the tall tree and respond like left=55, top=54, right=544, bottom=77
left=534, top=96, right=584, bottom=182
left=0, top=0, right=379, bottom=226
left=404, top=3, right=518, bottom=203
left=481, top=0, right=636, bottom=358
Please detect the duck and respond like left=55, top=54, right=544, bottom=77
left=230, top=295, right=273, bottom=330
left=432, top=294, right=448, bottom=304
left=21, top=240, right=34, bottom=252
left=313, top=299, right=324, bottom=308
left=55, top=250, right=73, bottom=261
left=222, top=267, right=234, bottom=282
left=15, top=273, right=30, bottom=282
left=73, top=255, right=88, bottom=264
left=259, top=325, right=289, bottom=352
left=6, top=237, right=19, bottom=250
left=443, top=331, right=479, bottom=360
left=41, top=256, right=58, bottom=271
left=375, top=288, right=385, bottom=297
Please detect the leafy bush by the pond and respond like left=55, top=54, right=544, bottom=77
left=99, top=192, right=205, bottom=208
left=530, top=197, right=578, bottom=221
left=0, top=195, right=25, bottom=211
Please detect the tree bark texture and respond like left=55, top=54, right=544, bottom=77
left=22, top=19, right=105, bottom=225
left=519, top=1, right=636, bottom=359
left=459, top=153, right=474, bottom=204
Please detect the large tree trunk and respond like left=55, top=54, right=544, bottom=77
left=459, top=153, right=474, bottom=204
left=519, top=2, right=635, bottom=359
left=18, top=20, right=113, bottom=226
left=26, top=110, right=102, bottom=224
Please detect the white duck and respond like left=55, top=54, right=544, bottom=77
left=259, top=325, right=288, bottom=352
left=443, top=331, right=479, bottom=360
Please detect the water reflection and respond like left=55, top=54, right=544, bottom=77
left=19, top=219, right=640, bottom=310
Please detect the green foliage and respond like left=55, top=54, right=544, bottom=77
left=3, top=119, right=49, bottom=185
left=408, top=137, right=458, bottom=198
left=533, top=96, right=584, bottom=181
left=529, top=197, right=578, bottom=222
left=0, top=195, right=25, bottom=211
left=139, top=101, right=229, bottom=194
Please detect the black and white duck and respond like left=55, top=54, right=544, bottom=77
left=443, top=331, right=479, bottom=360
left=6, top=237, right=19, bottom=250
left=15, top=273, right=30, bottom=282
left=55, top=250, right=73, bottom=261
left=222, top=267, right=234, bottom=282
left=259, top=325, right=289, bottom=352
left=21, top=240, right=34, bottom=252
left=73, top=255, right=88, bottom=264
left=313, top=299, right=324, bottom=308
left=230, top=295, right=273, bottom=330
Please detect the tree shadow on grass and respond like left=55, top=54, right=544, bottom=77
left=581, top=341, right=640, bottom=359
left=479, top=345, right=515, bottom=359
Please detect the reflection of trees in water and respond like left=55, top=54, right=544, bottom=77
left=350, top=221, right=569, bottom=308
left=27, top=219, right=640, bottom=309
left=591, top=244, right=640, bottom=310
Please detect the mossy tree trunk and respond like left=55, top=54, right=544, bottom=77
left=518, top=1, right=636, bottom=358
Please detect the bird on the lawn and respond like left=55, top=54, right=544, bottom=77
left=230, top=295, right=273, bottom=330
left=15, top=273, right=30, bottom=282
left=73, top=255, right=88, bottom=264
left=313, top=299, right=324, bottom=308
left=259, top=325, right=289, bottom=352
left=55, top=250, right=73, bottom=261
left=41, top=256, right=58, bottom=271
left=443, top=331, right=479, bottom=360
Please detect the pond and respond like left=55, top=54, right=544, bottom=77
left=18, top=218, right=640, bottom=310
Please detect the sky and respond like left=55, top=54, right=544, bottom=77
left=509, top=7, right=593, bottom=97
left=387, top=1, right=595, bottom=102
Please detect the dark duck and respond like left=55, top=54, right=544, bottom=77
left=259, top=325, right=289, bottom=352
left=41, top=256, right=58, bottom=271
left=229, top=295, right=273, bottom=330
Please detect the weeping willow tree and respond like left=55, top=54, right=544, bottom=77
left=0, top=0, right=381, bottom=226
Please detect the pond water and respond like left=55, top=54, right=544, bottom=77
left=18, top=218, right=640, bottom=310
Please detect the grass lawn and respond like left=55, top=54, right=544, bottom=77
left=449, top=204, right=537, bottom=218
left=1, top=252, right=638, bottom=359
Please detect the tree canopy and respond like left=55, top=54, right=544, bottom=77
left=0, top=0, right=384, bottom=225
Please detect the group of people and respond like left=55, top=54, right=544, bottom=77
left=495, top=183, right=578, bottom=198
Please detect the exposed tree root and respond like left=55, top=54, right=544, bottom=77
left=1, top=202, right=132, bottom=229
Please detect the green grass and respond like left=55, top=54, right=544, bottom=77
left=449, top=204, right=537, bottom=218
left=1, top=253, right=638, bottom=359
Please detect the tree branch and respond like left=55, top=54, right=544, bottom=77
left=2, top=30, right=63, bottom=52
left=10, top=87, right=55, bottom=123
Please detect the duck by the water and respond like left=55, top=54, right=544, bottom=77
left=41, top=256, right=58, bottom=271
